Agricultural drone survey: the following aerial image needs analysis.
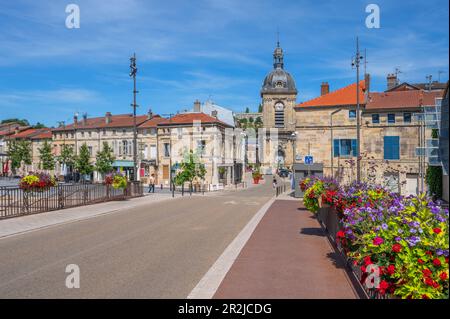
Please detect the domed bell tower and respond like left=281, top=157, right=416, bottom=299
left=261, top=42, right=297, bottom=132
left=259, top=41, right=298, bottom=172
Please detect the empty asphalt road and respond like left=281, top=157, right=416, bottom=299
left=0, top=182, right=275, bottom=298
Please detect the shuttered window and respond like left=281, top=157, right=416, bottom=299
left=333, top=139, right=357, bottom=157
left=384, top=136, right=400, bottom=160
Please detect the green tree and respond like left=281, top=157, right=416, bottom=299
left=75, top=143, right=94, bottom=179
left=258, top=104, right=263, bottom=113
left=58, top=144, right=75, bottom=167
left=95, top=142, right=115, bottom=175
left=174, top=150, right=206, bottom=188
left=33, top=122, right=46, bottom=129
left=254, top=116, right=263, bottom=128
left=245, top=107, right=250, bottom=113
left=39, top=140, right=54, bottom=170
left=1, top=118, right=30, bottom=126
left=425, top=129, right=442, bottom=199
left=7, top=140, right=32, bottom=172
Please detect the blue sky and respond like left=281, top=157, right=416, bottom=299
left=0, top=0, right=448, bottom=127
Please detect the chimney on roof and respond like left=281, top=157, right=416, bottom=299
left=105, top=112, right=112, bottom=124
left=211, top=110, right=218, bottom=119
left=193, top=100, right=201, bottom=112
left=364, top=73, right=371, bottom=93
left=147, top=109, right=153, bottom=120
left=387, top=73, right=398, bottom=90
left=73, top=113, right=78, bottom=125
left=14, top=126, right=19, bottom=135
left=320, top=82, right=329, bottom=96
left=82, top=113, right=87, bottom=125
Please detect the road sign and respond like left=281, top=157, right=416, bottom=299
left=304, top=155, right=313, bottom=165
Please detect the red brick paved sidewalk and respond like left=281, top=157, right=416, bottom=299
left=214, top=200, right=359, bottom=299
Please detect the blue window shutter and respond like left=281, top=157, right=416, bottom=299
left=333, top=139, right=340, bottom=157
left=352, top=139, right=357, bottom=157
left=384, top=136, right=400, bottom=160
left=393, top=136, right=400, bottom=159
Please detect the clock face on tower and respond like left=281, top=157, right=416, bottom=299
left=275, top=102, right=284, bottom=111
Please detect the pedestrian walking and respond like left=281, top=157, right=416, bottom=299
left=148, top=174, right=155, bottom=193
left=272, top=176, right=278, bottom=188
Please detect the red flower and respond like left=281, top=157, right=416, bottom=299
left=433, top=258, right=442, bottom=267
left=440, top=272, right=448, bottom=281
left=363, top=256, right=372, bottom=266
left=361, top=265, right=367, bottom=273
left=418, top=259, right=424, bottom=264
left=336, top=230, right=345, bottom=238
left=373, top=237, right=384, bottom=246
left=425, top=277, right=434, bottom=286
left=425, top=250, right=433, bottom=256
left=387, top=265, right=395, bottom=275
left=446, top=257, right=449, bottom=264
left=422, top=269, right=432, bottom=277
left=433, top=228, right=442, bottom=234
left=432, top=281, right=440, bottom=289
left=392, top=243, right=402, bottom=253
left=422, top=294, right=430, bottom=299
left=378, top=280, right=389, bottom=295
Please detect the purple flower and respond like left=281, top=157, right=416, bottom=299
left=381, top=223, right=388, bottom=230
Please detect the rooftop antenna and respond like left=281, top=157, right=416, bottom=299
left=438, top=70, right=445, bottom=82
left=394, top=67, right=402, bottom=82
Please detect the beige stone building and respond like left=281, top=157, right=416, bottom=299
left=156, top=112, right=240, bottom=188
left=293, top=76, right=444, bottom=195
left=52, top=111, right=162, bottom=182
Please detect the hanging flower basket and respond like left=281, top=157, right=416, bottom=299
left=19, top=173, right=56, bottom=192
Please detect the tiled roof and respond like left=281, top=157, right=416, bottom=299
left=138, top=115, right=166, bottom=128
left=157, top=112, right=232, bottom=127
left=53, top=114, right=153, bottom=131
left=366, top=90, right=444, bottom=110
left=295, top=80, right=366, bottom=108
left=7, top=128, right=52, bottom=140
left=0, top=126, right=30, bottom=137
left=31, top=129, right=52, bottom=139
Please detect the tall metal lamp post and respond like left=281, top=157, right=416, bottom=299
left=352, top=37, right=364, bottom=183
left=129, top=53, right=139, bottom=182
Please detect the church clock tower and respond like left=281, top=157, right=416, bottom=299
left=261, top=42, right=297, bottom=131
left=259, top=42, right=298, bottom=172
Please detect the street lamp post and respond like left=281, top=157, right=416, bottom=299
left=129, top=53, right=139, bottom=182
left=352, top=37, right=364, bottom=183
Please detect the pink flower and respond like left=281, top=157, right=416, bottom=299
left=373, top=237, right=384, bottom=246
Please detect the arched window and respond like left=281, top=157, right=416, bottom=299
left=274, top=102, right=284, bottom=127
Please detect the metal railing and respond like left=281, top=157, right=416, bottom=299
left=0, top=181, right=143, bottom=219
left=275, top=184, right=287, bottom=196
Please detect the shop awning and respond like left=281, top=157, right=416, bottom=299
left=113, top=160, right=134, bottom=167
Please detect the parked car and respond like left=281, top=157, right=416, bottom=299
left=277, top=168, right=290, bottom=178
